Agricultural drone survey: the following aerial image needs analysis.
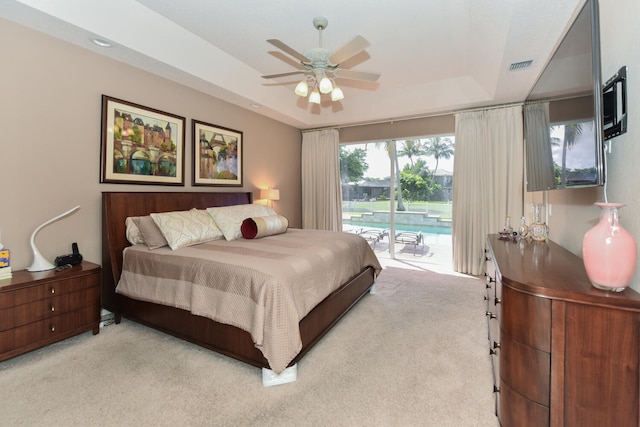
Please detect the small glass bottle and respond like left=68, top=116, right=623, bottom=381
left=529, top=203, right=549, bottom=241
left=503, top=215, right=513, bottom=235
left=517, top=216, right=529, bottom=238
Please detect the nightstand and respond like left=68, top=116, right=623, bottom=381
left=0, top=261, right=101, bottom=362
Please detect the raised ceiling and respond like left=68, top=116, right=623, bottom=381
left=1, top=0, right=585, bottom=129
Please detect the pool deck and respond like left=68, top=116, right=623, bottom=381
left=345, top=226, right=454, bottom=274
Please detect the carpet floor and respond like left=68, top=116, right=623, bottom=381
left=0, top=264, right=498, bottom=426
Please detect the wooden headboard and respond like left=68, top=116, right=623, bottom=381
left=101, top=191, right=252, bottom=312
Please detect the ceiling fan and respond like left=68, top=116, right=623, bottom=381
left=262, top=16, right=380, bottom=103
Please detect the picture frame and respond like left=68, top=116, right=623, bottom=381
left=192, top=119, right=243, bottom=186
left=100, top=95, right=185, bottom=185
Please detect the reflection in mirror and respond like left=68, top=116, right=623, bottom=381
left=524, top=0, right=604, bottom=191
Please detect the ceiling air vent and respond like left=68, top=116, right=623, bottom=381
left=509, top=60, right=533, bottom=71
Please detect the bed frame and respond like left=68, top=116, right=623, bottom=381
left=101, top=191, right=375, bottom=385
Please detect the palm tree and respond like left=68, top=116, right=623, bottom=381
left=397, top=139, right=427, bottom=168
left=560, top=123, right=583, bottom=186
left=375, top=140, right=405, bottom=211
left=424, top=137, right=454, bottom=176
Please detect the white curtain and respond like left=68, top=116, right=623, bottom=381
left=452, top=106, right=524, bottom=275
left=524, top=102, right=556, bottom=191
left=301, top=129, right=343, bottom=231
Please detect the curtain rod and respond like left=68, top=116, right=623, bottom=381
left=300, top=101, right=524, bottom=133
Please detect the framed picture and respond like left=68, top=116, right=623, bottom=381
left=100, top=95, right=185, bottom=185
left=192, top=119, right=243, bottom=186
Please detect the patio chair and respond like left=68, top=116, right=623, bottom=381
left=357, top=228, right=389, bottom=247
left=394, top=231, right=423, bottom=255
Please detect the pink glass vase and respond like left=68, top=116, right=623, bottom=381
left=582, top=203, right=637, bottom=292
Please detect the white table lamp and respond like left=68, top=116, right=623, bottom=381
left=28, top=205, right=80, bottom=272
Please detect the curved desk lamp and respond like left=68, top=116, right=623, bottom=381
left=28, top=205, right=80, bottom=272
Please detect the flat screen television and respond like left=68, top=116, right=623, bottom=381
left=524, top=0, right=605, bottom=192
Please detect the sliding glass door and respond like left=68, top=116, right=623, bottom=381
left=340, top=137, right=454, bottom=261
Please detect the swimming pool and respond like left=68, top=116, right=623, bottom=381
left=344, top=221, right=452, bottom=236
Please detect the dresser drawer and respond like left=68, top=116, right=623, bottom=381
left=0, top=287, right=99, bottom=331
left=0, top=305, right=97, bottom=354
left=500, top=334, right=550, bottom=406
left=0, top=273, right=99, bottom=309
left=499, top=380, right=549, bottom=427
left=501, top=285, right=551, bottom=351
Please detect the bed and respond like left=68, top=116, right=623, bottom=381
left=101, top=191, right=381, bottom=386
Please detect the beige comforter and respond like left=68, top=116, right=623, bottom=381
left=116, top=228, right=382, bottom=373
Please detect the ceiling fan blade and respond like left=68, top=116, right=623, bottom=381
left=335, top=69, right=381, bottom=82
left=329, top=35, right=370, bottom=65
left=267, top=39, right=309, bottom=63
left=262, top=70, right=306, bottom=79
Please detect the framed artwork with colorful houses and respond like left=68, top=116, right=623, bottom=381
left=192, top=119, right=243, bottom=186
left=100, top=95, right=185, bottom=185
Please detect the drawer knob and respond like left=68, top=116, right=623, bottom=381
left=50, top=287, right=55, bottom=294
left=493, top=341, right=501, bottom=349
left=50, top=325, right=55, bottom=332
left=493, top=385, right=500, bottom=394
left=485, top=311, right=497, bottom=319
left=494, top=297, right=502, bottom=305
left=50, top=304, right=55, bottom=312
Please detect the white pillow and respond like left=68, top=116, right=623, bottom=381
left=150, top=209, right=224, bottom=250
left=207, top=204, right=276, bottom=241
left=125, top=217, right=145, bottom=245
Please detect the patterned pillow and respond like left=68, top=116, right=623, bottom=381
left=206, top=204, right=276, bottom=241
left=150, top=209, right=224, bottom=250
left=241, top=215, right=289, bottom=239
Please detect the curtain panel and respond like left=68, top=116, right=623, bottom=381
left=524, top=102, right=555, bottom=191
left=301, top=129, right=343, bottom=231
left=452, top=106, right=524, bottom=275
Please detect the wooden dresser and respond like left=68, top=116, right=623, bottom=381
left=0, top=261, right=101, bottom=361
left=485, top=234, right=640, bottom=427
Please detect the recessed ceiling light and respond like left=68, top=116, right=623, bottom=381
left=91, top=37, right=113, bottom=48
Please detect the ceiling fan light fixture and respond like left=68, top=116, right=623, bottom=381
left=294, top=79, right=309, bottom=97
left=319, top=76, right=333, bottom=94
left=331, top=86, right=344, bottom=101
left=309, top=88, right=321, bottom=104
left=264, top=16, right=379, bottom=107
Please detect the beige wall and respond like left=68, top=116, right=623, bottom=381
left=546, top=0, right=640, bottom=291
left=0, top=19, right=301, bottom=270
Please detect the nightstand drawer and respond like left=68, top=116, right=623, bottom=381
left=0, top=305, right=97, bottom=354
left=0, top=273, right=99, bottom=309
left=0, top=287, right=99, bottom=331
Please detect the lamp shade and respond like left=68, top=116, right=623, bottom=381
left=319, top=76, right=333, bottom=94
left=309, top=88, right=321, bottom=104
left=331, top=86, right=344, bottom=101
left=294, top=80, right=308, bottom=97
left=260, top=188, right=280, bottom=201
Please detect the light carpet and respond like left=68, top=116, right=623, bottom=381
left=0, top=265, right=498, bottom=426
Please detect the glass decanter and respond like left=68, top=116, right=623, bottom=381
left=529, top=203, right=549, bottom=241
